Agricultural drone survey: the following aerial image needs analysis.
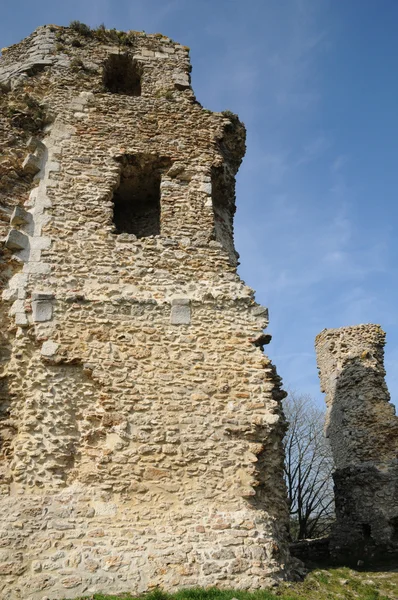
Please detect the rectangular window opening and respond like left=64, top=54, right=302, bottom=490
left=103, top=53, right=141, bottom=96
left=211, top=166, right=237, bottom=260
left=112, top=155, right=169, bottom=238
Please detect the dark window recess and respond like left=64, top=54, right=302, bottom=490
left=103, top=53, right=141, bottom=96
left=112, top=155, right=170, bottom=238
left=211, top=166, right=236, bottom=258
left=362, top=523, right=372, bottom=539
left=390, top=516, right=398, bottom=542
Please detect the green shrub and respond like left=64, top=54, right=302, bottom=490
left=70, top=57, right=85, bottom=72
left=0, top=81, right=10, bottom=94
left=6, top=94, right=45, bottom=133
left=156, top=89, right=174, bottom=100
left=222, top=109, right=239, bottom=120
left=92, top=26, right=135, bottom=47
left=69, top=21, right=92, bottom=37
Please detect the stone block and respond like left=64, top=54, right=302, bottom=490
left=253, top=305, right=268, bottom=317
left=173, top=73, right=190, bottom=90
left=40, top=340, right=59, bottom=359
left=32, top=300, right=53, bottom=322
left=171, top=303, right=191, bottom=325
left=199, top=181, right=212, bottom=194
left=22, top=154, right=41, bottom=175
left=32, top=292, right=54, bottom=301
left=14, top=312, right=28, bottom=327
left=10, top=206, right=30, bottom=226
left=23, top=262, right=51, bottom=275
left=26, top=137, right=45, bottom=153
left=171, top=297, right=190, bottom=306
left=4, top=229, right=29, bottom=251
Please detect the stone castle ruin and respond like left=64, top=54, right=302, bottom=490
left=316, top=324, right=398, bottom=564
left=0, top=25, right=293, bottom=599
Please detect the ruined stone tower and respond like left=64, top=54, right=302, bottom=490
left=316, top=324, right=398, bottom=564
left=0, top=25, right=292, bottom=599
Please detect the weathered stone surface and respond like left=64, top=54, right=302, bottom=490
left=0, top=23, right=293, bottom=599
left=40, top=340, right=59, bottom=358
left=316, top=324, right=398, bottom=565
left=22, top=154, right=41, bottom=175
left=10, top=206, right=30, bottom=226
left=31, top=300, right=52, bottom=322
left=4, top=229, right=28, bottom=251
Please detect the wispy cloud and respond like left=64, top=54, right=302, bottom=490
left=296, top=134, right=331, bottom=165
left=331, top=154, right=350, bottom=173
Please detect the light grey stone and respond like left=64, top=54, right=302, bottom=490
left=253, top=305, right=268, bottom=317
left=22, top=154, right=41, bottom=175
left=199, top=182, right=212, bottom=194
left=171, top=304, right=191, bottom=325
left=32, top=300, right=53, bottom=322
left=5, top=229, right=29, bottom=251
left=26, top=137, right=45, bottom=153
left=173, top=75, right=190, bottom=90
left=14, top=312, right=28, bottom=327
left=171, top=297, right=190, bottom=306
left=10, top=206, right=30, bottom=226
left=32, top=292, right=54, bottom=301
left=40, top=340, right=59, bottom=358
left=23, top=262, right=51, bottom=275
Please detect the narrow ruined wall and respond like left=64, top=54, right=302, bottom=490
left=0, top=25, right=293, bottom=599
left=316, top=324, right=398, bottom=564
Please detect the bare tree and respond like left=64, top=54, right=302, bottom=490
left=283, top=391, right=335, bottom=540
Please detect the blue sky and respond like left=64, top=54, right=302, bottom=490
left=2, top=1, right=398, bottom=407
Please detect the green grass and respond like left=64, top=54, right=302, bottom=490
left=65, top=568, right=398, bottom=600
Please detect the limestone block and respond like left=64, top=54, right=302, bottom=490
left=32, top=300, right=53, bottom=322
left=171, top=298, right=191, bottom=324
left=253, top=305, right=268, bottom=317
left=22, top=153, right=41, bottom=175
left=26, top=136, right=45, bottom=153
left=14, top=312, right=28, bottom=327
left=10, top=206, right=30, bottom=226
left=32, top=292, right=54, bottom=301
left=171, top=297, right=190, bottom=306
left=2, top=287, right=18, bottom=302
left=4, top=229, right=29, bottom=251
left=199, top=181, right=212, bottom=194
left=23, top=262, right=51, bottom=275
left=40, top=340, right=59, bottom=359
left=173, top=71, right=190, bottom=89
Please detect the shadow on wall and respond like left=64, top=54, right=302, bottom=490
left=328, top=356, right=398, bottom=567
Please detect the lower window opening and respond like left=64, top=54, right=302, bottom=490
left=112, top=155, right=169, bottom=238
left=362, top=523, right=372, bottom=539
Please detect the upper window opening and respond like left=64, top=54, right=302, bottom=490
left=112, top=155, right=170, bottom=238
left=103, top=53, right=141, bottom=96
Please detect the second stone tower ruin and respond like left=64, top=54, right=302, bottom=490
left=316, top=324, right=398, bottom=565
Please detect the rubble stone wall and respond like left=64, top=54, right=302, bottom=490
left=316, top=324, right=398, bottom=564
left=0, top=25, right=292, bottom=599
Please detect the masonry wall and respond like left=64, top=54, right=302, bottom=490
left=0, top=26, right=293, bottom=599
left=316, top=324, right=398, bottom=565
